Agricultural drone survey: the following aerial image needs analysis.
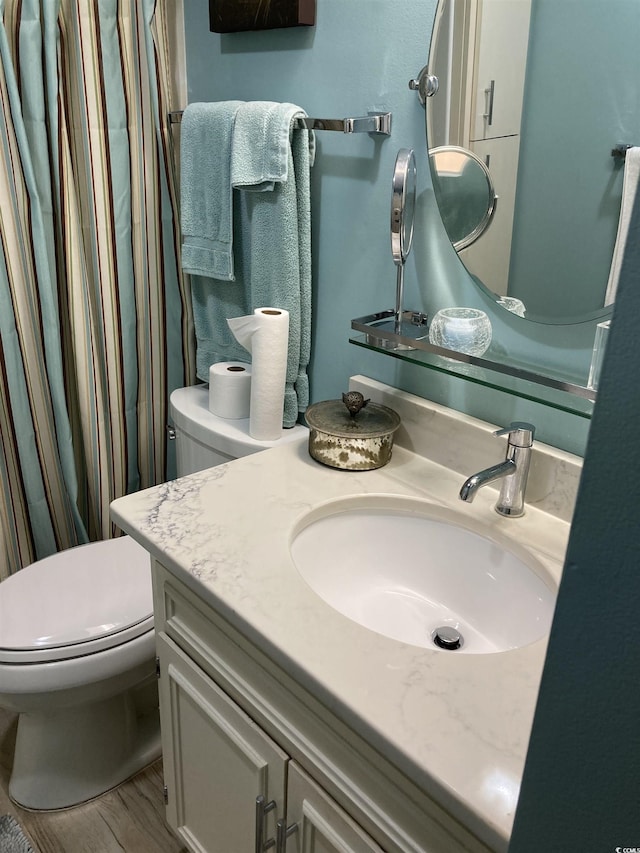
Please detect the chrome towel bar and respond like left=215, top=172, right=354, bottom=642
left=168, top=109, right=392, bottom=136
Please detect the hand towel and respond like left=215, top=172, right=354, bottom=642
left=605, top=146, right=640, bottom=305
left=180, top=101, right=243, bottom=279
left=231, top=101, right=316, bottom=191
left=190, top=102, right=314, bottom=428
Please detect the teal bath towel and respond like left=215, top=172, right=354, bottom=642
left=190, top=102, right=314, bottom=427
left=180, top=101, right=243, bottom=279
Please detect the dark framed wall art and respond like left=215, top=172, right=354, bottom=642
left=209, top=0, right=316, bottom=33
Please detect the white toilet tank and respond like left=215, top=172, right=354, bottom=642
left=169, top=385, right=308, bottom=476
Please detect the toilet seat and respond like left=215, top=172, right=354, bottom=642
left=0, top=536, right=153, bottom=664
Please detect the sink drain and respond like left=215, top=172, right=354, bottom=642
left=432, top=626, right=463, bottom=650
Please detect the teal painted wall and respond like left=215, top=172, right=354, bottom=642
left=182, top=0, right=592, bottom=456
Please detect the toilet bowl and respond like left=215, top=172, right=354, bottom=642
left=0, top=537, right=158, bottom=810
left=0, top=384, right=308, bottom=809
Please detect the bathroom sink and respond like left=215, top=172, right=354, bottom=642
left=290, top=498, right=556, bottom=654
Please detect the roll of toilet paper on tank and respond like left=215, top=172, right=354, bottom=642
left=227, top=308, right=289, bottom=441
left=208, top=362, right=252, bottom=419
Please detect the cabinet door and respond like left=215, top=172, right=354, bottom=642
left=157, top=634, right=288, bottom=853
left=470, top=0, right=531, bottom=141
left=282, top=762, right=384, bottom=853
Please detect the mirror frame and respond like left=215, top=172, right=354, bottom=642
left=390, top=148, right=417, bottom=264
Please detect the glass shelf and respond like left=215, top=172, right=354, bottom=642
left=350, top=311, right=596, bottom=420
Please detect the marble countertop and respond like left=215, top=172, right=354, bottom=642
left=111, top=380, right=577, bottom=852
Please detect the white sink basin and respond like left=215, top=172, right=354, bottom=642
left=290, top=497, right=556, bottom=654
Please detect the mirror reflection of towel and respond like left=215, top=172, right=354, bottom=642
left=605, top=146, right=640, bottom=305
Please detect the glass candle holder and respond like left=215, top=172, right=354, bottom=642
left=497, top=296, right=526, bottom=318
left=428, top=307, right=492, bottom=357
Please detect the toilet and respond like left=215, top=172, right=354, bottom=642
left=0, top=384, right=307, bottom=810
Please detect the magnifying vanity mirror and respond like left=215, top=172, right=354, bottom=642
left=429, top=145, right=496, bottom=250
left=352, top=0, right=640, bottom=413
left=391, top=148, right=417, bottom=333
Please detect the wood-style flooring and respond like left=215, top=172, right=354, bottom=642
left=0, top=707, right=187, bottom=853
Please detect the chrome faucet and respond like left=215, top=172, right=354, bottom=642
left=459, top=422, right=535, bottom=517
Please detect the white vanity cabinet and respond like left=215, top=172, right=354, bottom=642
left=284, top=762, right=384, bottom=853
left=153, top=560, right=494, bottom=853
left=157, top=635, right=288, bottom=852
left=157, top=636, right=382, bottom=853
left=467, top=0, right=532, bottom=295
left=469, top=0, right=531, bottom=142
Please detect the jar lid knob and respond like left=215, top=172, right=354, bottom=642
left=341, top=391, right=370, bottom=417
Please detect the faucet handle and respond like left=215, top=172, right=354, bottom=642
left=494, top=422, right=535, bottom=447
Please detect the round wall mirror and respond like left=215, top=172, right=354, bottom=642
left=424, top=0, right=637, bottom=325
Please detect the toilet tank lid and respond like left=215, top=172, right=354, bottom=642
left=169, top=385, right=308, bottom=458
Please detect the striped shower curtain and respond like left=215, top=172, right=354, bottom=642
left=0, top=0, right=194, bottom=579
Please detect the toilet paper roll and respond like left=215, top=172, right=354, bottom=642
left=208, top=362, right=252, bottom=419
left=227, top=307, right=289, bottom=441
